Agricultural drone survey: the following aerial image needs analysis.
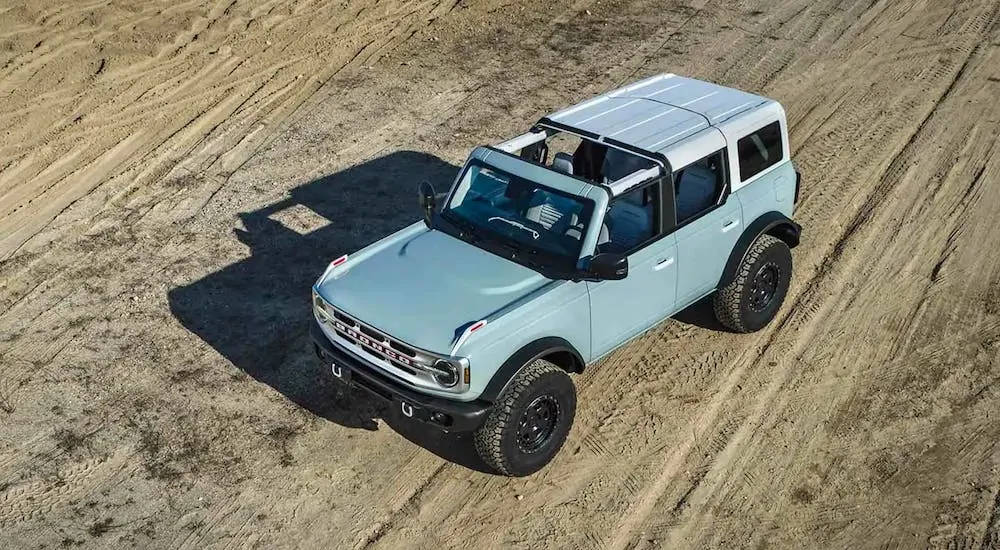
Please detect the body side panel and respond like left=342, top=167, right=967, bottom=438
left=674, top=199, right=742, bottom=303
left=733, top=161, right=797, bottom=226
left=457, top=281, right=592, bottom=399
left=586, top=233, right=678, bottom=359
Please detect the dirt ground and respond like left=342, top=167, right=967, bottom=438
left=1, top=0, right=999, bottom=548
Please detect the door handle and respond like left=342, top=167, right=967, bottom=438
left=722, top=220, right=740, bottom=233
left=653, top=257, right=675, bottom=271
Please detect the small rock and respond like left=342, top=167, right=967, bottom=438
left=516, top=494, right=523, bottom=501
left=585, top=10, right=592, bottom=15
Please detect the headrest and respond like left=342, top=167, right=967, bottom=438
left=552, top=152, right=574, bottom=175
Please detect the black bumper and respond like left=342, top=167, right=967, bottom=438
left=310, top=318, right=491, bottom=432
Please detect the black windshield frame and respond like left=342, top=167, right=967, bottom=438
left=438, top=158, right=597, bottom=277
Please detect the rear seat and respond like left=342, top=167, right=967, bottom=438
left=675, top=164, right=717, bottom=222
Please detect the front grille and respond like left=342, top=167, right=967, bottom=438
left=312, top=292, right=468, bottom=394
left=389, top=340, right=415, bottom=357
left=333, top=311, right=354, bottom=325
left=321, top=303, right=426, bottom=375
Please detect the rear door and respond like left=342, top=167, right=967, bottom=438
left=672, top=146, right=741, bottom=306
left=587, top=177, right=678, bottom=359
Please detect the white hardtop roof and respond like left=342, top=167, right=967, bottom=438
left=542, top=73, right=773, bottom=156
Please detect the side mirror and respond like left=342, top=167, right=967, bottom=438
left=589, top=252, right=628, bottom=280
left=418, top=181, right=436, bottom=228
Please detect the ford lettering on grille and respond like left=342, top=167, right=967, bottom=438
left=333, top=319, right=413, bottom=367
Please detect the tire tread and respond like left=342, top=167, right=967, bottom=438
left=713, top=234, right=785, bottom=333
left=474, top=360, right=567, bottom=476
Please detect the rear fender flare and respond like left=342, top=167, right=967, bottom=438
left=718, top=211, right=801, bottom=289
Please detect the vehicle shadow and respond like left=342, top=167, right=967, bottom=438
left=672, top=295, right=732, bottom=332
left=167, top=151, right=492, bottom=473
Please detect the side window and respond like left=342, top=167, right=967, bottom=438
left=737, top=121, right=783, bottom=181
left=673, top=149, right=727, bottom=225
left=597, top=182, right=660, bottom=255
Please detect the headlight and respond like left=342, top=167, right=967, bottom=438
left=313, top=292, right=328, bottom=321
left=431, top=359, right=460, bottom=388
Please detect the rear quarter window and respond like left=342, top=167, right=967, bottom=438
left=737, top=121, right=783, bottom=181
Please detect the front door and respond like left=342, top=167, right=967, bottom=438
left=586, top=180, right=678, bottom=359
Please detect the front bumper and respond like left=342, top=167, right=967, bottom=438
left=310, top=319, right=491, bottom=432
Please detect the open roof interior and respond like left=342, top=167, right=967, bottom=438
left=494, top=74, right=773, bottom=196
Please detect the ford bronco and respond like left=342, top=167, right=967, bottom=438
left=311, top=73, right=802, bottom=476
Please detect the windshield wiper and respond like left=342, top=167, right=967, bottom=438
left=442, top=211, right=565, bottom=276
left=441, top=211, right=481, bottom=242
left=495, top=238, right=544, bottom=264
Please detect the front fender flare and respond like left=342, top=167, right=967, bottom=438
left=478, top=337, right=585, bottom=403
left=718, top=211, right=801, bottom=289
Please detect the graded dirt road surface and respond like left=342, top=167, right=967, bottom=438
left=2, top=0, right=1000, bottom=548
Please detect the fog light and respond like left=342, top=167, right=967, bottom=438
left=429, top=412, right=451, bottom=426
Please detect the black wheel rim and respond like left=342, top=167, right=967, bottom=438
left=516, top=394, right=560, bottom=453
left=749, top=262, right=780, bottom=312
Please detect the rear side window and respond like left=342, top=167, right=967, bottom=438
left=737, top=121, right=783, bottom=181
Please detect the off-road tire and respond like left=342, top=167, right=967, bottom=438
left=474, top=360, right=576, bottom=477
left=713, top=234, right=792, bottom=333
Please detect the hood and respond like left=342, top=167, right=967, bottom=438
left=316, top=228, right=550, bottom=353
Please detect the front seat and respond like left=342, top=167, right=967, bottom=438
left=526, top=191, right=580, bottom=232
left=551, top=152, right=574, bottom=175
left=604, top=199, right=652, bottom=252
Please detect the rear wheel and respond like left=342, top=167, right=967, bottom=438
left=474, top=360, right=576, bottom=477
left=713, top=234, right=792, bottom=333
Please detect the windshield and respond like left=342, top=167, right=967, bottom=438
left=442, top=160, right=594, bottom=265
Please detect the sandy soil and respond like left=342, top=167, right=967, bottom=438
left=1, top=0, right=999, bottom=548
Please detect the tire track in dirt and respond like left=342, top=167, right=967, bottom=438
left=4, top=0, right=1000, bottom=548
left=0, top=449, right=136, bottom=531
left=0, top=0, right=456, bottom=261
left=358, top=2, right=883, bottom=548
left=603, top=2, right=998, bottom=548
left=640, top=10, right=1000, bottom=547
left=0, top=3, right=477, bottom=546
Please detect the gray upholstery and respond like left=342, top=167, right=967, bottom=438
left=551, top=152, right=574, bottom=175
left=526, top=200, right=563, bottom=229
left=675, top=164, right=717, bottom=222
left=525, top=191, right=581, bottom=238
left=602, top=198, right=652, bottom=252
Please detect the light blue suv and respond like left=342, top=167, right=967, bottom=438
left=311, top=74, right=802, bottom=476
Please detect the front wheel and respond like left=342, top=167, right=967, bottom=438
left=474, top=360, right=576, bottom=477
left=713, top=234, right=792, bottom=333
